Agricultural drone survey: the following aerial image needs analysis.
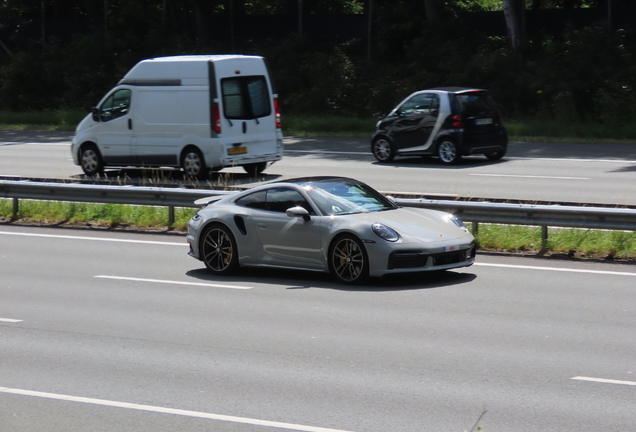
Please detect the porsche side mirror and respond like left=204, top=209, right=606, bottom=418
left=286, top=206, right=310, bottom=221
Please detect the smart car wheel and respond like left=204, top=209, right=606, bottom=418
left=329, top=235, right=369, bottom=284
left=243, top=162, right=267, bottom=176
left=372, top=137, right=395, bottom=163
left=201, top=224, right=238, bottom=274
left=485, top=149, right=506, bottom=161
left=437, top=139, right=461, bottom=164
left=80, top=144, right=104, bottom=176
left=182, top=147, right=209, bottom=180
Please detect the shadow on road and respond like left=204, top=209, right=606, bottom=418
left=185, top=267, right=477, bottom=292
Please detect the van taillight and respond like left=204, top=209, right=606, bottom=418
left=497, top=111, right=504, bottom=125
left=213, top=103, right=221, bottom=133
left=452, top=115, right=463, bottom=128
left=274, top=98, right=281, bottom=128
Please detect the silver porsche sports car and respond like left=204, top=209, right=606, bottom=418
left=187, top=177, right=475, bottom=284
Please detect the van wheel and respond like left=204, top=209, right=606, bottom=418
left=80, top=144, right=104, bottom=176
left=437, top=139, right=461, bottom=164
left=243, top=162, right=267, bottom=176
left=182, top=148, right=209, bottom=180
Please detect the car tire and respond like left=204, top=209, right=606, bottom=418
left=485, top=149, right=506, bottom=161
left=437, top=139, right=461, bottom=164
left=328, top=234, right=369, bottom=284
left=79, top=144, right=105, bottom=176
left=201, top=223, right=239, bottom=275
left=182, top=147, right=209, bottom=180
left=372, top=137, right=395, bottom=163
left=243, top=162, right=267, bottom=176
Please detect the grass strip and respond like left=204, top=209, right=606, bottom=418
left=2, top=200, right=636, bottom=261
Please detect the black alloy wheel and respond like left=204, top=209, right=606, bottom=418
left=201, top=224, right=239, bottom=274
left=329, top=235, right=369, bottom=284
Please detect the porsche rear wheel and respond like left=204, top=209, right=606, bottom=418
left=329, top=235, right=368, bottom=284
left=201, top=224, right=238, bottom=274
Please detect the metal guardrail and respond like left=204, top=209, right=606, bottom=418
left=2, top=180, right=636, bottom=244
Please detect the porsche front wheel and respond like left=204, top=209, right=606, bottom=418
left=201, top=224, right=238, bottom=274
left=329, top=235, right=368, bottom=284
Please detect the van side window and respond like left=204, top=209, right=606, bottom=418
left=221, top=76, right=271, bottom=120
left=99, top=89, right=131, bottom=122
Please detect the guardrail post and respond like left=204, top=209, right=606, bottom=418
left=12, top=197, right=18, bottom=218
left=472, top=221, right=479, bottom=235
left=168, top=205, right=175, bottom=228
left=541, top=225, right=548, bottom=248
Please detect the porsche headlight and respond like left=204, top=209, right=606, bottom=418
left=446, top=214, right=468, bottom=231
left=372, top=223, right=400, bottom=242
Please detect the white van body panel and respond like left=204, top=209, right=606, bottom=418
left=72, top=55, right=283, bottom=176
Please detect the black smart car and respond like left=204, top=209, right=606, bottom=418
left=371, top=87, right=508, bottom=164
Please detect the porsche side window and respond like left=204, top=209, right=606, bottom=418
left=266, top=188, right=314, bottom=214
left=235, top=190, right=267, bottom=210
left=99, top=89, right=131, bottom=122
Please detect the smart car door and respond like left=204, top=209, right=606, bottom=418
left=391, top=93, right=439, bottom=152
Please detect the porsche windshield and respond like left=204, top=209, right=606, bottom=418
left=302, top=180, right=397, bottom=215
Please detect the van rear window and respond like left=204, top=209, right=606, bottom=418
left=222, top=76, right=271, bottom=120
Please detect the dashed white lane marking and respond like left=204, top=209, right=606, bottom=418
left=470, top=173, right=589, bottom=180
left=95, top=275, right=252, bottom=290
left=0, top=318, right=23, bottom=323
left=474, top=262, right=636, bottom=277
left=0, top=231, right=186, bottom=246
left=0, top=386, right=356, bottom=432
left=572, top=376, right=636, bottom=386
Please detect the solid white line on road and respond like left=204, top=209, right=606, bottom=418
left=95, top=275, right=253, bottom=290
left=0, top=386, right=356, bottom=432
left=475, top=262, right=636, bottom=277
left=0, top=230, right=186, bottom=246
left=469, top=173, right=589, bottom=180
left=285, top=149, right=367, bottom=156
left=572, top=376, right=636, bottom=386
left=0, top=318, right=23, bottom=323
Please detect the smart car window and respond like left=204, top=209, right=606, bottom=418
left=457, top=92, right=496, bottom=116
left=399, top=94, right=437, bottom=115
left=265, top=188, right=314, bottom=214
left=221, top=76, right=271, bottom=120
left=99, top=89, right=131, bottom=122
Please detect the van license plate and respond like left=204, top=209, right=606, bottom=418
left=475, top=118, right=492, bottom=125
left=228, top=146, right=247, bottom=155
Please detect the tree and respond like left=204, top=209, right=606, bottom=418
left=503, top=0, right=524, bottom=50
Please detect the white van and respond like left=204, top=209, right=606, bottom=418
left=71, top=55, right=283, bottom=179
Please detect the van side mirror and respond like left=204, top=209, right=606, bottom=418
left=286, top=206, right=310, bottom=221
left=91, top=107, right=100, bottom=122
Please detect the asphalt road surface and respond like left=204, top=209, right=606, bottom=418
left=1, top=130, right=636, bottom=205
left=1, top=225, right=636, bottom=431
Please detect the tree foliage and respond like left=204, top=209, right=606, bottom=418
left=1, top=0, right=635, bottom=124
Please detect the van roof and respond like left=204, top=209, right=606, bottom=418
left=122, top=54, right=267, bottom=82
left=146, top=54, right=263, bottom=63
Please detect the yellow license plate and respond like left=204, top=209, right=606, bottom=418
left=228, top=146, right=247, bottom=155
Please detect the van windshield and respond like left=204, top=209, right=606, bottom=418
left=222, top=76, right=271, bottom=120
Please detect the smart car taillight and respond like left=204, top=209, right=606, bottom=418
left=212, top=103, right=221, bottom=133
left=274, top=97, right=281, bottom=128
left=452, top=115, right=463, bottom=128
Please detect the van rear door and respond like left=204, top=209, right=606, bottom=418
left=212, top=57, right=280, bottom=166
